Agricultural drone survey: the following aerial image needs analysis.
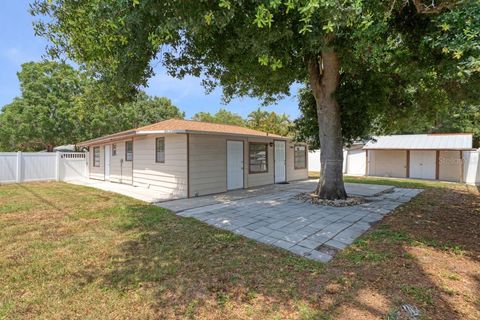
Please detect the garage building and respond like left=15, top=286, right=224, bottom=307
left=365, top=134, right=473, bottom=182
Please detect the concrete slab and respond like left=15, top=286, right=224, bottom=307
left=345, top=183, right=394, bottom=197
left=67, top=178, right=174, bottom=203
left=159, top=180, right=394, bottom=213
left=158, top=182, right=422, bottom=263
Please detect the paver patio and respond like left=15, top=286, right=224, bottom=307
left=159, top=180, right=422, bottom=262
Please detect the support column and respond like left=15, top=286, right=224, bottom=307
left=435, top=150, right=440, bottom=180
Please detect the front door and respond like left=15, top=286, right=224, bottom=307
left=227, top=141, right=244, bottom=190
left=104, top=145, right=110, bottom=180
left=274, top=140, right=286, bottom=183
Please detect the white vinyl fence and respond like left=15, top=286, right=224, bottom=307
left=464, top=150, right=480, bottom=185
left=0, top=152, right=88, bottom=184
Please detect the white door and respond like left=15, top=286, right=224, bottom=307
left=104, top=145, right=110, bottom=180
left=410, top=150, right=436, bottom=180
left=227, top=141, right=244, bottom=190
left=274, top=141, right=286, bottom=183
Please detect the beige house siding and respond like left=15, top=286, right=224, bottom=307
left=368, top=150, right=407, bottom=178
left=189, top=134, right=228, bottom=196
left=188, top=134, right=307, bottom=196
left=439, top=150, right=462, bottom=182
left=246, top=137, right=275, bottom=188
left=87, top=132, right=307, bottom=199
left=286, top=141, right=308, bottom=181
left=89, top=144, right=104, bottom=180
left=107, top=140, right=133, bottom=184
left=132, top=134, right=188, bottom=198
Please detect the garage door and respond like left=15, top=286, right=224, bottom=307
left=410, top=151, right=436, bottom=180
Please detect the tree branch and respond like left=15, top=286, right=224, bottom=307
left=410, top=0, right=457, bottom=14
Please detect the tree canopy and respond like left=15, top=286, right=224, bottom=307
left=192, top=107, right=292, bottom=137
left=192, top=108, right=245, bottom=126
left=246, top=108, right=291, bottom=137
left=30, top=0, right=480, bottom=198
left=0, top=61, right=184, bottom=151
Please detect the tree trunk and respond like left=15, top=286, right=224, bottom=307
left=307, top=46, right=347, bottom=200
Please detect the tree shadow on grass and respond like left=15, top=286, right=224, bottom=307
left=96, top=186, right=479, bottom=319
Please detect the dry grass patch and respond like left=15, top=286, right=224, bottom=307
left=0, top=181, right=479, bottom=319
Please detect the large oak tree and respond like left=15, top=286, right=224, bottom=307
left=32, top=0, right=480, bottom=198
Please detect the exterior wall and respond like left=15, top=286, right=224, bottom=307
left=87, top=133, right=308, bottom=199
left=246, top=137, right=275, bottom=188
left=89, top=144, right=104, bottom=180
left=132, top=134, right=188, bottom=198
left=189, top=134, right=228, bottom=196
left=286, top=140, right=308, bottom=181
left=188, top=134, right=307, bottom=197
left=107, top=139, right=133, bottom=184
left=439, top=150, right=462, bottom=182
left=368, top=150, right=407, bottom=178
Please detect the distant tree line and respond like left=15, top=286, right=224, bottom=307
left=192, top=108, right=292, bottom=137
left=0, top=61, right=292, bottom=152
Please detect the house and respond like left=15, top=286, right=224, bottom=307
left=78, top=119, right=308, bottom=199
left=308, top=133, right=479, bottom=184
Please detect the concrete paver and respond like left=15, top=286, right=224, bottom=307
left=68, top=178, right=420, bottom=262
left=158, top=181, right=421, bottom=263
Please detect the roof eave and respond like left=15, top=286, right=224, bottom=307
left=138, top=129, right=287, bottom=139
left=77, top=130, right=137, bottom=146
left=78, top=128, right=288, bottom=147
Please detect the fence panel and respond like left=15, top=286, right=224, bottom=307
left=22, top=153, right=57, bottom=182
left=0, top=152, right=88, bottom=184
left=0, top=153, right=17, bottom=183
left=60, top=153, right=87, bottom=181
left=464, top=150, right=480, bottom=185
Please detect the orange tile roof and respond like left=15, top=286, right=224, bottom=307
left=78, top=119, right=284, bottom=146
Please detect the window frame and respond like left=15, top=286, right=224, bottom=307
left=93, top=146, right=100, bottom=167
left=125, top=140, right=133, bottom=162
left=155, top=137, right=165, bottom=163
left=248, top=142, right=269, bottom=174
left=112, top=144, right=117, bottom=157
left=294, top=144, right=307, bottom=169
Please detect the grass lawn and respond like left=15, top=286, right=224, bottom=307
left=1, top=181, right=479, bottom=319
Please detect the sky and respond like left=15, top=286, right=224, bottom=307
left=0, top=0, right=302, bottom=120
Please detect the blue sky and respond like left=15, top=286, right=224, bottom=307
left=0, top=0, right=302, bottom=119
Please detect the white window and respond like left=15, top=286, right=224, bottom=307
left=125, top=141, right=133, bottom=161
left=156, top=137, right=165, bottom=163
left=93, top=146, right=100, bottom=167
left=112, top=144, right=117, bottom=156
left=249, top=143, right=268, bottom=173
left=294, top=145, right=307, bottom=169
